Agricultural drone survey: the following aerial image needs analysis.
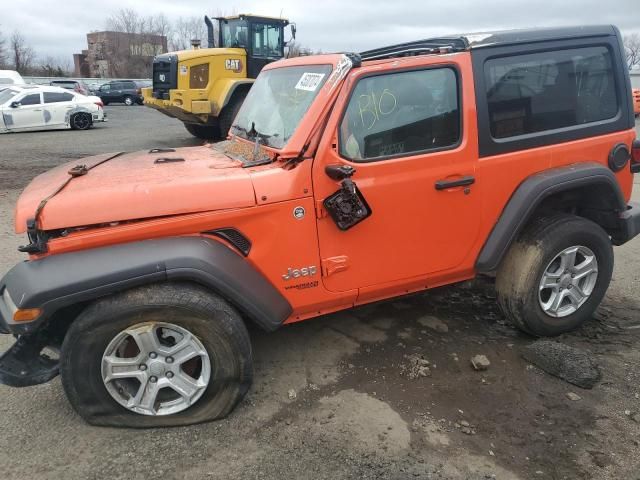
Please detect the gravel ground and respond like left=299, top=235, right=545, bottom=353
left=0, top=108, right=639, bottom=480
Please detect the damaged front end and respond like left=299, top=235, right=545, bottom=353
left=0, top=333, right=59, bottom=387
left=0, top=285, right=67, bottom=387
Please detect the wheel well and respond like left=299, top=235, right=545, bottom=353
left=527, top=184, right=623, bottom=239
left=41, top=280, right=263, bottom=346
left=476, top=164, right=627, bottom=273
left=223, top=84, right=251, bottom=109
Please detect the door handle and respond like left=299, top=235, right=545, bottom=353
left=435, top=175, right=475, bottom=190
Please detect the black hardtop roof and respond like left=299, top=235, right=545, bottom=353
left=465, top=24, right=618, bottom=48
left=360, top=25, right=619, bottom=61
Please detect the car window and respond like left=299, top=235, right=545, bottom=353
left=44, top=91, right=74, bottom=103
left=100, top=84, right=111, bottom=91
left=111, top=82, right=122, bottom=90
left=19, top=93, right=42, bottom=106
left=221, top=19, right=249, bottom=48
left=122, top=81, right=135, bottom=89
left=339, top=68, right=461, bottom=161
left=0, top=88, right=18, bottom=104
left=252, top=23, right=281, bottom=57
left=484, top=46, right=618, bottom=139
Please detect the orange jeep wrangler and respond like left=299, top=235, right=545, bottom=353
left=1, top=26, right=639, bottom=427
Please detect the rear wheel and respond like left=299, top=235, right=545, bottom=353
left=184, top=123, right=220, bottom=140
left=60, top=283, right=253, bottom=427
left=123, top=95, right=134, bottom=106
left=70, top=112, right=92, bottom=130
left=496, top=214, right=613, bottom=336
left=219, top=91, right=247, bottom=138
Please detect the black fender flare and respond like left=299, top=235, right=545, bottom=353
left=0, top=237, right=291, bottom=334
left=221, top=81, right=253, bottom=110
left=475, top=163, right=627, bottom=273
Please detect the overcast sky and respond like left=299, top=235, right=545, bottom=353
left=2, top=0, right=639, bottom=61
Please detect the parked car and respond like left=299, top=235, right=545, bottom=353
left=86, top=82, right=102, bottom=95
left=0, top=85, right=105, bottom=133
left=633, top=88, right=640, bottom=117
left=50, top=79, right=89, bottom=96
left=0, top=70, right=25, bottom=86
left=0, top=25, right=638, bottom=428
left=96, top=80, right=146, bottom=105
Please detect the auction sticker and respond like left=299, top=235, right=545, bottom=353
left=180, top=65, right=188, bottom=75
left=295, top=73, right=325, bottom=92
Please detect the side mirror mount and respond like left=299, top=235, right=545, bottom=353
left=10, top=101, right=20, bottom=108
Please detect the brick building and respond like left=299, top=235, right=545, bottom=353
left=74, top=31, right=167, bottom=78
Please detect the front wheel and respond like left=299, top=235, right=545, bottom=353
left=184, top=123, right=220, bottom=140
left=218, top=91, right=247, bottom=138
left=60, top=283, right=253, bottom=427
left=496, top=214, right=613, bottom=336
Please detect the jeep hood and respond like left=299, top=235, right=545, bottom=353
left=15, top=146, right=255, bottom=233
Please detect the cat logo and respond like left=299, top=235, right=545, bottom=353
left=225, top=59, right=242, bottom=72
left=158, top=73, right=166, bottom=82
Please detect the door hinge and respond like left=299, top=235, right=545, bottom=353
left=315, top=200, right=327, bottom=219
left=321, top=255, right=349, bottom=277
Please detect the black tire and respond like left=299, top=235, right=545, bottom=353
left=218, top=90, right=247, bottom=138
left=70, top=112, right=92, bottom=130
left=496, top=214, right=613, bottom=336
left=184, top=123, right=220, bottom=140
left=60, top=282, right=253, bottom=428
left=123, top=95, right=134, bottom=106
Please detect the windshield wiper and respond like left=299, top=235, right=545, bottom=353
left=230, top=123, right=248, bottom=136
left=233, top=122, right=277, bottom=148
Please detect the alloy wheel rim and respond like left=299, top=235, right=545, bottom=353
left=74, top=114, right=89, bottom=129
left=101, top=322, right=211, bottom=416
left=538, top=245, right=599, bottom=318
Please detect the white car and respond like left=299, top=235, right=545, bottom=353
left=0, top=85, right=106, bottom=133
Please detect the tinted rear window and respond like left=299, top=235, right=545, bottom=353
left=44, top=91, right=74, bottom=103
left=484, top=46, right=618, bottom=139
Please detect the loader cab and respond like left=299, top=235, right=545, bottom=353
left=217, top=15, right=293, bottom=78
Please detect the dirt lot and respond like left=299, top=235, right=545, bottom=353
left=0, top=108, right=639, bottom=480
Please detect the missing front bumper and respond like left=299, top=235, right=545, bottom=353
left=0, top=335, right=59, bottom=387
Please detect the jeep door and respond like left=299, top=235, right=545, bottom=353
left=313, top=54, right=481, bottom=296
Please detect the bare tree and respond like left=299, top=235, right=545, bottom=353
left=624, top=33, right=640, bottom=70
left=106, top=8, right=143, bottom=35
left=103, top=8, right=168, bottom=77
left=171, top=16, right=207, bottom=51
left=35, top=55, right=72, bottom=77
left=148, top=14, right=172, bottom=38
left=286, top=41, right=315, bottom=58
left=10, top=31, right=35, bottom=74
left=0, top=28, right=7, bottom=68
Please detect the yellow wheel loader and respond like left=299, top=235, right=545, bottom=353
left=142, top=14, right=295, bottom=140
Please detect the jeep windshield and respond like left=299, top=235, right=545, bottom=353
left=230, top=64, right=332, bottom=149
